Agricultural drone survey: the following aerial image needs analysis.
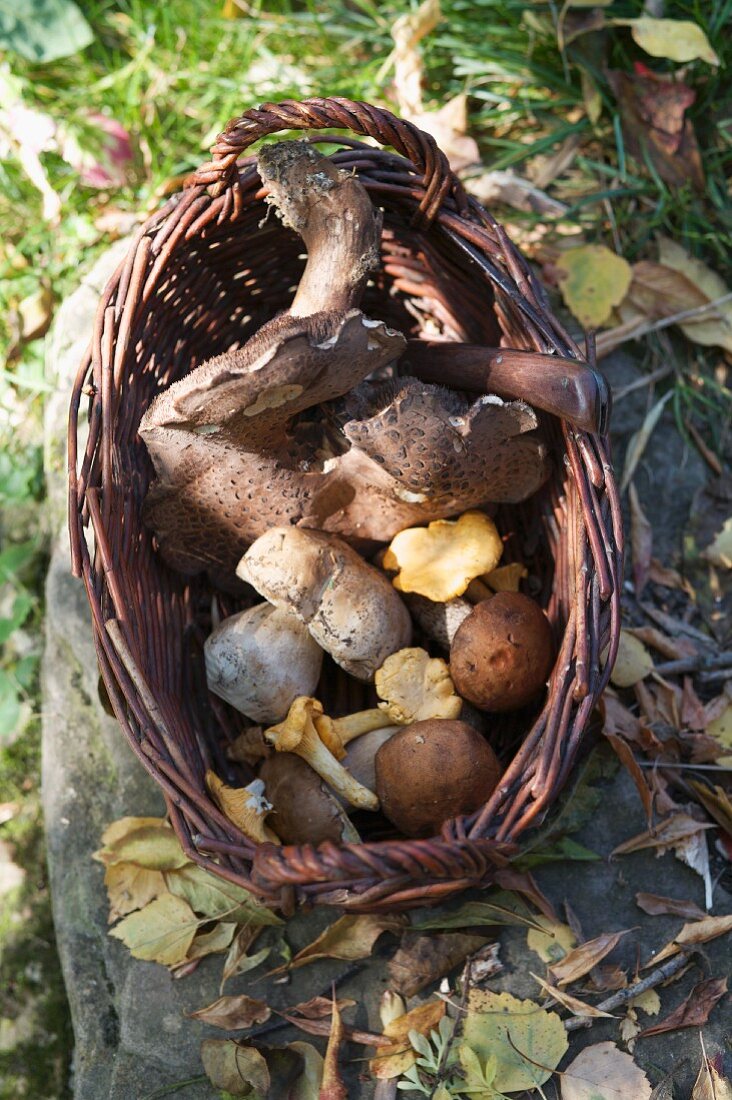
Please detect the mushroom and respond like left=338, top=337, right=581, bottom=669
left=204, top=602, right=323, bottom=724
left=374, top=720, right=502, bottom=838
left=383, top=512, right=503, bottom=603
left=450, top=591, right=554, bottom=712
left=205, top=771, right=280, bottom=844
left=259, top=754, right=361, bottom=845
left=340, top=726, right=400, bottom=796
left=313, top=647, right=462, bottom=758
left=237, top=527, right=411, bottom=681
left=263, top=696, right=379, bottom=811
left=403, top=593, right=473, bottom=650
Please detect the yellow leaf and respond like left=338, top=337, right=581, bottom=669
left=101, top=825, right=189, bottom=871
left=629, top=988, right=660, bottom=1016
left=527, top=917, right=577, bottom=964
left=561, top=1040, right=652, bottom=1099
left=549, top=930, right=630, bottom=987
left=615, top=18, right=719, bottom=66
left=370, top=1000, right=446, bottom=1079
left=604, top=630, right=654, bottom=688
left=98, top=816, right=169, bottom=848
left=707, top=703, right=732, bottom=767
left=109, top=892, right=201, bottom=966
left=278, top=913, right=405, bottom=973
left=186, top=921, right=237, bottom=961
left=532, top=974, right=616, bottom=1018
left=103, top=861, right=167, bottom=922
left=704, top=517, right=732, bottom=570
left=200, top=1040, right=270, bottom=1096
left=644, top=914, right=732, bottom=967
left=657, top=238, right=732, bottom=353
left=462, top=989, right=568, bottom=1093
left=556, top=245, right=632, bottom=329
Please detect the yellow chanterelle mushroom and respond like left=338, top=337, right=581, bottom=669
left=383, top=511, right=503, bottom=603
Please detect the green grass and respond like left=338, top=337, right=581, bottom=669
left=0, top=1, right=730, bottom=1095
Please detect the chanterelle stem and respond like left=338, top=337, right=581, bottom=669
left=257, top=140, right=382, bottom=317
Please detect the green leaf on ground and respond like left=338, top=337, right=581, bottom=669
left=0, top=0, right=94, bottom=62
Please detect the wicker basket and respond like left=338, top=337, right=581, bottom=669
left=68, top=98, right=623, bottom=914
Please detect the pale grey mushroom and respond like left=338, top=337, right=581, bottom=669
left=204, top=602, right=323, bottom=724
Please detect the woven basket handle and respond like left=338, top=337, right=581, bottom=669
left=191, top=96, right=465, bottom=228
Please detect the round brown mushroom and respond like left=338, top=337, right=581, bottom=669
left=450, top=592, right=554, bottom=712
left=374, top=720, right=502, bottom=838
left=259, top=754, right=361, bottom=845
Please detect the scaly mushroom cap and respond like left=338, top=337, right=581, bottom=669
left=374, top=720, right=502, bottom=838
left=450, top=591, right=554, bottom=712
left=259, top=754, right=360, bottom=845
left=238, top=527, right=412, bottom=681
left=375, top=647, right=462, bottom=724
left=204, top=602, right=323, bottom=724
left=384, top=511, right=503, bottom=603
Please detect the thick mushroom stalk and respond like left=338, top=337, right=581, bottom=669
left=264, top=697, right=380, bottom=811
left=314, top=647, right=462, bottom=758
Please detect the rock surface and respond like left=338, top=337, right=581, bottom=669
left=43, top=249, right=730, bottom=1099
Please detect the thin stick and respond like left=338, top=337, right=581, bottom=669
left=597, top=291, right=732, bottom=357
left=653, top=651, right=732, bottom=677
left=564, top=953, right=689, bottom=1030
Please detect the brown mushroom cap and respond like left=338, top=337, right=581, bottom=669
left=450, top=592, right=554, bottom=712
left=374, top=720, right=502, bottom=838
left=259, top=754, right=360, bottom=846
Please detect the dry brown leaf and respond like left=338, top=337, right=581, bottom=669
left=611, top=813, right=713, bottom=856
left=410, top=94, right=479, bottom=171
left=320, top=997, right=347, bottom=1100
left=465, top=170, right=566, bottom=216
left=627, top=625, right=696, bottom=661
left=629, top=483, right=653, bottom=598
left=657, top=238, right=732, bottom=353
left=638, top=977, right=727, bottom=1036
left=689, top=782, right=732, bottom=835
left=549, top=930, right=630, bottom=987
left=604, top=732, right=654, bottom=826
left=492, top=867, right=558, bottom=921
left=370, top=1000, right=446, bottom=1080
left=388, top=931, right=490, bottom=997
left=189, top=993, right=271, bottom=1030
left=645, top=914, right=732, bottom=966
left=222, top=925, right=268, bottom=985
left=186, top=921, right=237, bottom=961
left=620, top=391, right=673, bottom=494
left=278, top=914, right=405, bottom=973
left=460, top=941, right=503, bottom=987
left=647, top=558, right=695, bottom=595
left=286, top=996, right=356, bottom=1021
left=635, top=893, right=707, bottom=920
left=561, top=1040, right=652, bottom=1100
left=532, top=973, right=616, bottom=1018
left=692, top=1053, right=732, bottom=1100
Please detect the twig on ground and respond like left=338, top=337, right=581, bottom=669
left=564, top=953, right=689, bottom=1031
left=653, top=651, right=732, bottom=677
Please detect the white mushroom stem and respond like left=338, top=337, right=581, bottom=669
left=404, top=593, right=473, bottom=649
left=264, top=697, right=380, bottom=812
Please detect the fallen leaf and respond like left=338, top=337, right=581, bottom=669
left=462, top=989, right=568, bottom=1093
left=391, top=0, right=441, bottom=117
left=549, top=930, right=630, bottom=987
left=647, top=559, right=694, bottom=594
left=411, top=897, right=544, bottom=931
left=689, top=782, right=732, bottom=835
left=704, top=518, right=732, bottom=570
left=17, top=286, right=54, bottom=343
left=103, top=860, right=167, bottom=922
left=370, top=1000, right=446, bottom=1079
left=615, top=18, right=719, bottom=65
left=200, top=1039, right=270, bottom=1097
left=692, top=1053, right=732, bottom=1100
left=282, top=914, right=404, bottom=972
left=672, top=828, right=713, bottom=911
left=606, top=630, right=654, bottom=687
left=165, top=862, right=282, bottom=925
left=647, top=914, right=732, bottom=966
left=555, top=245, right=633, bottom=329
left=627, top=625, right=696, bottom=661
left=635, top=893, right=707, bottom=920
left=629, top=483, right=653, bottom=598
left=388, top=932, right=490, bottom=997
left=222, top=927, right=270, bottom=985
left=319, top=997, right=347, bottom=1100
left=638, top=977, right=727, bottom=1036
left=526, top=917, right=577, bottom=965
left=411, top=94, right=479, bottom=171
left=460, top=941, right=503, bottom=987
left=492, top=868, right=558, bottom=921
left=186, top=921, right=237, bottom=961
left=286, top=996, right=356, bottom=1021
left=289, top=1041, right=324, bottom=1100
left=532, top=973, right=616, bottom=1018
left=101, top=825, right=190, bottom=871
left=604, top=732, right=654, bottom=825
left=612, top=813, right=713, bottom=855
left=620, top=391, right=673, bottom=494
left=109, top=892, right=201, bottom=966
left=99, top=816, right=168, bottom=847
left=707, top=699, right=732, bottom=765
left=657, top=238, right=732, bottom=353
left=189, top=993, right=271, bottom=1031
left=465, top=170, right=566, bottom=216
left=561, top=1041, right=652, bottom=1099
left=631, top=988, right=661, bottom=1015
left=608, top=68, right=704, bottom=191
